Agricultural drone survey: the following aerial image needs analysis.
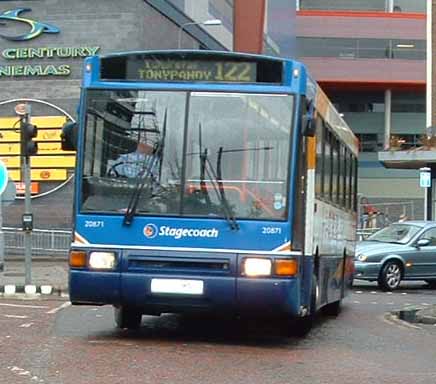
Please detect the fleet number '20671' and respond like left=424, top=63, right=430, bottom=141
left=262, top=226, right=282, bottom=235
left=84, top=220, right=104, bottom=228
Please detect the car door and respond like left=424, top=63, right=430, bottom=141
left=406, top=227, right=436, bottom=278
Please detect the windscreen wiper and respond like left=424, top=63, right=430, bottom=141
left=202, top=148, right=239, bottom=231
left=198, top=123, right=212, bottom=206
left=123, top=110, right=167, bottom=226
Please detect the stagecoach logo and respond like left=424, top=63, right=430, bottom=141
left=0, top=8, right=60, bottom=41
left=143, top=224, right=219, bottom=240
left=143, top=223, right=158, bottom=239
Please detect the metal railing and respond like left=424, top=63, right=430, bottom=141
left=3, top=227, right=71, bottom=258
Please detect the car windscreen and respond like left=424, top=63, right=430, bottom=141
left=367, top=224, right=421, bottom=244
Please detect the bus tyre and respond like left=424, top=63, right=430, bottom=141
left=290, top=274, right=319, bottom=337
left=378, top=260, right=402, bottom=291
left=322, top=300, right=341, bottom=316
left=114, top=306, right=142, bottom=329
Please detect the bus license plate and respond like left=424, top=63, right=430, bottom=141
left=151, top=279, right=204, bottom=295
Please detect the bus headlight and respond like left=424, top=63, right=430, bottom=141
left=89, top=251, right=116, bottom=270
left=242, top=258, right=272, bottom=277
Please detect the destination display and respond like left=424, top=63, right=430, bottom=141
left=100, top=53, right=283, bottom=84
left=128, top=60, right=257, bottom=83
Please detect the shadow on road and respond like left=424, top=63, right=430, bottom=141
left=88, top=308, right=347, bottom=348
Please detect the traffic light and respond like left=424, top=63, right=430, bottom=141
left=21, top=119, right=38, bottom=157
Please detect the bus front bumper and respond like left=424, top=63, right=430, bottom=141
left=69, top=270, right=301, bottom=316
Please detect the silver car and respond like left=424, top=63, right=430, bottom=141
left=355, top=221, right=436, bottom=290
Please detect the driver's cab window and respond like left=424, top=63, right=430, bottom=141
left=419, top=228, right=436, bottom=246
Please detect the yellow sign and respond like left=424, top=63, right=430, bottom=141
left=6, top=168, right=70, bottom=182
left=31, top=169, right=68, bottom=181
left=0, top=115, right=75, bottom=182
left=0, top=156, right=20, bottom=167
left=0, top=143, right=20, bottom=155
left=0, top=130, right=20, bottom=140
left=31, top=156, right=75, bottom=168
left=36, top=142, right=74, bottom=155
left=8, top=169, right=20, bottom=180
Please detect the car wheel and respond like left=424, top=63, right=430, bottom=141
left=114, top=306, right=142, bottom=329
left=378, top=261, right=402, bottom=291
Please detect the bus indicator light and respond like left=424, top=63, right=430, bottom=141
left=69, top=250, right=87, bottom=268
left=275, top=259, right=298, bottom=276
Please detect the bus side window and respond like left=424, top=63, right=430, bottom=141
left=315, top=113, right=323, bottom=197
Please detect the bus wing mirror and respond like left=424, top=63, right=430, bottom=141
left=61, top=121, right=77, bottom=151
left=302, top=100, right=316, bottom=137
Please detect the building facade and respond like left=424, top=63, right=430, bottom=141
left=296, top=0, right=427, bottom=219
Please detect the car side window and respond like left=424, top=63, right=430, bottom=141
left=419, top=228, right=436, bottom=246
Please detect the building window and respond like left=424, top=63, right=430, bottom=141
left=297, top=37, right=425, bottom=61
left=299, top=0, right=425, bottom=13
left=300, top=0, right=387, bottom=11
left=356, top=134, right=380, bottom=152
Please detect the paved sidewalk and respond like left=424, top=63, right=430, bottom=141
left=0, top=258, right=68, bottom=292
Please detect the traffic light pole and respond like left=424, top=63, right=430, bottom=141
left=22, top=113, right=32, bottom=285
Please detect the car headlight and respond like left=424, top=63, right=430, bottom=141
left=89, top=251, right=116, bottom=270
left=356, top=254, right=368, bottom=262
left=242, top=258, right=272, bottom=277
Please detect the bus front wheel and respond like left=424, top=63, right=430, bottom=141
left=114, top=306, right=142, bottom=329
left=289, top=274, right=319, bottom=337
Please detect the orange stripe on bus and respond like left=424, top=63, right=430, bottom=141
left=307, top=137, right=316, bottom=169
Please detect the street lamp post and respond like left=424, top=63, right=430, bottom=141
left=177, top=19, right=222, bottom=49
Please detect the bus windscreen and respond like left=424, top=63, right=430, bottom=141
left=80, top=90, right=293, bottom=220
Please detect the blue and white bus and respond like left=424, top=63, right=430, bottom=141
left=63, top=50, right=358, bottom=335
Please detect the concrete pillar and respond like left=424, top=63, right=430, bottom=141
left=233, top=0, right=265, bottom=53
left=384, top=89, right=392, bottom=150
left=427, top=0, right=434, bottom=129
left=387, top=0, right=393, bottom=13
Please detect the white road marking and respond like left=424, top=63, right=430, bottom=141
left=387, top=302, right=395, bottom=305
left=371, top=291, right=377, bottom=294
left=383, top=314, right=421, bottom=330
left=422, top=303, right=431, bottom=306
left=353, top=301, right=360, bottom=304
left=19, top=323, right=34, bottom=328
left=4, top=314, right=28, bottom=319
left=46, top=301, right=71, bottom=314
left=355, top=291, right=363, bottom=294
left=8, top=366, right=43, bottom=382
left=401, top=292, right=408, bottom=295
left=386, top=292, right=393, bottom=295
left=371, top=302, right=378, bottom=305
left=0, top=303, right=48, bottom=309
